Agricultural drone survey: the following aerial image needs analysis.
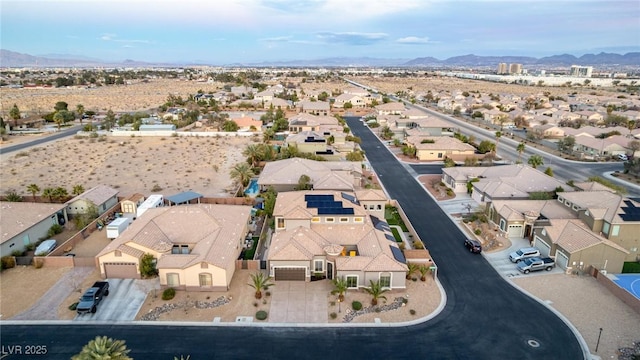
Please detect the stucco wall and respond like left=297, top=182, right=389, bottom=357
left=1, top=214, right=57, bottom=256
left=98, top=251, right=141, bottom=277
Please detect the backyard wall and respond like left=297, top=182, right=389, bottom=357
left=591, top=267, right=640, bottom=315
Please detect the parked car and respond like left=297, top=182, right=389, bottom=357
left=76, top=281, right=110, bottom=314
left=34, top=239, right=57, bottom=256
left=509, top=247, right=540, bottom=263
left=464, top=239, right=482, bottom=253
left=517, top=257, right=556, bottom=274
left=616, top=154, right=628, bottom=161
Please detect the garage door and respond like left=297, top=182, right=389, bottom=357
left=507, top=225, right=523, bottom=238
left=555, top=251, right=569, bottom=270
left=535, top=237, right=551, bottom=257
left=274, top=268, right=306, bottom=281
left=104, top=262, right=139, bottom=279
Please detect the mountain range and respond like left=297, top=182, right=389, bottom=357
left=1, top=49, right=638, bottom=68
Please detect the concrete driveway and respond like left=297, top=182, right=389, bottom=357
left=74, top=278, right=159, bottom=322
left=483, top=237, right=564, bottom=278
left=269, top=280, right=330, bottom=323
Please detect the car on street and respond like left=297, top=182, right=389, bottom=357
left=616, top=154, right=628, bottom=161
left=34, top=239, right=57, bottom=256
left=464, top=238, right=482, bottom=253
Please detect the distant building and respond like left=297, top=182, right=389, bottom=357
left=509, top=63, right=523, bottom=75
left=570, top=65, right=593, bottom=78
left=497, top=63, right=508, bottom=75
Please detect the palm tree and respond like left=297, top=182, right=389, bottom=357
left=419, top=265, right=430, bottom=281
left=516, top=142, right=526, bottom=163
left=72, top=184, right=85, bottom=196
left=26, top=183, right=40, bottom=201
left=230, top=162, right=254, bottom=187
left=72, top=336, right=131, bottom=360
left=248, top=272, right=274, bottom=299
left=528, top=154, right=544, bottom=169
left=494, top=131, right=502, bottom=155
left=53, top=111, right=64, bottom=130
left=331, top=277, right=348, bottom=302
left=42, top=187, right=55, bottom=202
left=53, top=187, right=68, bottom=203
left=76, top=104, right=85, bottom=125
left=363, top=280, right=389, bottom=306
left=243, top=144, right=264, bottom=168
left=406, top=263, right=420, bottom=280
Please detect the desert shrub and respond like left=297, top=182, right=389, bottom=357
left=410, top=309, right=416, bottom=315
left=47, top=223, right=63, bottom=237
left=474, top=229, right=482, bottom=235
left=69, top=302, right=78, bottom=310
left=255, top=310, right=268, bottom=320
left=162, top=287, right=176, bottom=300
left=25, top=243, right=35, bottom=251
left=1, top=256, right=16, bottom=270
left=329, top=312, right=338, bottom=319
left=413, top=240, right=424, bottom=249
left=352, top=301, right=362, bottom=311
left=11, top=250, right=24, bottom=257
left=151, top=184, right=163, bottom=192
left=402, top=298, right=408, bottom=304
left=253, top=302, right=258, bottom=307
left=265, top=291, right=271, bottom=297
left=33, top=258, right=44, bottom=269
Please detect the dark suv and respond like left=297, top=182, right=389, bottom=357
left=464, top=239, right=482, bottom=253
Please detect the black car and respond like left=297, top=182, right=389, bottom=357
left=464, top=239, right=482, bottom=253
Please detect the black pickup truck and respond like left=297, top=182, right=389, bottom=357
left=76, top=281, right=109, bottom=314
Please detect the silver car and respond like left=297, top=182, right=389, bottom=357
left=34, top=239, right=57, bottom=256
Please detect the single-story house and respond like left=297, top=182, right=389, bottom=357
left=0, top=202, right=67, bottom=256
left=258, top=158, right=362, bottom=192
left=96, top=204, right=252, bottom=291
left=405, top=135, right=475, bottom=161
left=268, top=191, right=407, bottom=289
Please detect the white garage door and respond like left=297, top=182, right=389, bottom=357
left=104, top=262, right=139, bottom=279
left=535, top=237, right=551, bottom=257
left=555, top=251, right=569, bottom=270
left=507, top=225, right=523, bottom=238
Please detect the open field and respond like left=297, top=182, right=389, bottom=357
left=0, top=135, right=255, bottom=197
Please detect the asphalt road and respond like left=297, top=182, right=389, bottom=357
left=0, top=116, right=587, bottom=360
left=0, top=125, right=82, bottom=155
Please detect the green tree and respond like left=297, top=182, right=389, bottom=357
left=27, top=183, right=40, bottom=201
left=419, top=265, right=430, bottom=281
left=54, top=101, right=68, bottom=112
left=76, top=104, right=85, bottom=125
left=262, top=187, right=277, bottom=216
left=243, top=144, right=264, bottom=168
left=53, top=111, right=65, bottom=130
left=222, top=120, right=239, bottom=132
left=343, top=101, right=353, bottom=109
left=443, top=157, right=456, bottom=168
left=230, top=162, right=254, bottom=187
left=139, top=253, right=158, bottom=278
left=363, top=280, right=389, bottom=306
left=71, top=336, right=131, bottom=360
left=346, top=151, right=364, bottom=161
left=494, top=131, right=502, bottom=154
left=248, top=272, right=274, bottom=299
left=296, top=174, right=312, bottom=190
left=53, top=187, right=69, bottom=202
left=528, top=154, right=544, bottom=169
left=516, top=142, right=526, bottom=162
left=406, top=263, right=420, bottom=280
left=72, top=184, right=85, bottom=196
left=544, top=167, right=554, bottom=177
left=380, top=126, right=394, bottom=140
left=42, top=187, right=54, bottom=202
left=9, top=104, right=21, bottom=122
left=331, top=277, right=348, bottom=302
left=477, top=140, right=495, bottom=154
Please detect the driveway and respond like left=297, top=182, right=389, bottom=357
left=74, top=278, right=159, bottom=322
left=269, top=280, right=330, bottom=323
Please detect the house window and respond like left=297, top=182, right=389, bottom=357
left=314, top=260, right=323, bottom=272
left=611, top=225, right=620, bottom=237
left=377, top=205, right=382, bottom=210
left=201, top=262, right=208, bottom=269
left=311, top=217, right=320, bottom=223
left=326, top=217, right=335, bottom=223
left=564, top=200, right=571, bottom=207
left=379, top=273, right=391, bottom=289
left=354, top=217, right=364, bottom=223
left=167, top=273, right=180, bottom=287
left=603, top=222, right=610, bottom=235
left=557, top=197, right=563, bottom=203
left=114, top=250, right=122, bottom=257
left=102, top=204, right=106, bottom=211
left=437, top=152, right=443, bottom=159
left=499, top=219, right=506, bottom=231
left=339, top=217, right=349, bottom=223
left=277, top=218, right=285, bottom=229
left=346, top=275, right=358, bottom=288
left=172, top=245, right=189, bottom=254
left=199, top=273, right=212, bottom=286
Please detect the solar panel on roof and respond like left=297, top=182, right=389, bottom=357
left=390, top=245, right=406, bottom=264
left=305, top=194, right=334, bottom=201
left=385, top=234, right=396, bottom=242
left=341, top=192, right=359, bottom=205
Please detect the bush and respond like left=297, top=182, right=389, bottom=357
left=25, top=243, right=35, bottom=251
left=139, top=253, right=158, bottom=278
left=1, top=256, right=16, bottom=270
left=47, top=223, right=63, bottom=238
left=33, top=258, right=44, bottom=269
left=474, top=229, right=482, bottom=235
left=68, top=302, right=78, bottom=310
left=329, top=312, right=338, bottom=319
left=410, top=309, right=416, bottom=315
left=162, top=287, right=176, bottom=300
left=255, top=310, right=268, bottom=321
left=11, top=250, right=24, bottom=257
left=352, top=301, right=362, bottom=311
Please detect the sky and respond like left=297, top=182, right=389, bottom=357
left=1, top=0, right=639, bottom=64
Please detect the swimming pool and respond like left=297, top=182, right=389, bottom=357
left=244, top=178, right=259, bottom=198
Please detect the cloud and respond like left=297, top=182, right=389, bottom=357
left=100, top=33, right=116, bottom=41
left=259, top=36, right=293, bottom=42
left=316, top=32, right=388, bottom=45
left=99, top=33, right=150, bottom=44
left=397, top=36, right=430, bottom=44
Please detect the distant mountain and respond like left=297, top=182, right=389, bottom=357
left=1, top=49, right=638, bottom=68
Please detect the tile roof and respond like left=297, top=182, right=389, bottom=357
left=492, top=200, right=577, bottom=221
left=0, top=202, right=66, bottom=245
left=558, top=191, right=623, bottom=222
left=69, top=185, right=118, bottom=206
left=258, top=158, right=360, bottom=189
left=546, top=219, right=628, bottom=254
left=354, top=189, right=387, bottom=201
left=97, top=204, right=251, bottom=270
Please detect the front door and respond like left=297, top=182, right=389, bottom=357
left=327, top=262, right=333, bottom=280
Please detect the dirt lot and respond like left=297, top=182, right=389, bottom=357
left=0, top=135, right=253, bottom=197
